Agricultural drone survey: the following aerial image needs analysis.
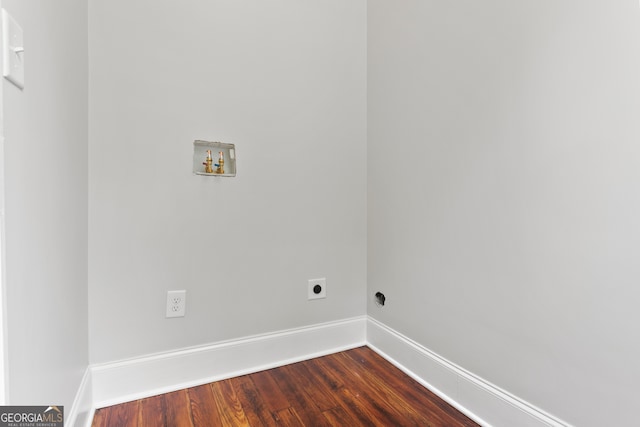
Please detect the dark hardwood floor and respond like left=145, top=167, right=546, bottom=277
left=91, top=346, right=479, bottom=427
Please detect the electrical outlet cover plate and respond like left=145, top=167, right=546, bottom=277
left=2, top=9, right=25, bottom=89
left=166, top=290, right=186, bottom=318
left=308, top=278, right=326, bottom=300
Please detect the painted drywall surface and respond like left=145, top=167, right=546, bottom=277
left=2, top=0, right=88, bottom=408
left=88, top=0, right=367, bottom=363
left=367, top=1, right=640, bottom=426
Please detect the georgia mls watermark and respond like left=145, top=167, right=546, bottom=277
left=0, top=406, right=63, bottom=427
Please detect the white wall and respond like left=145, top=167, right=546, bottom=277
left=368, top=1, right=640, bottom=426
left=2, top=0, right=88, bottom=408
left=88, top=0, right=367, bottom=363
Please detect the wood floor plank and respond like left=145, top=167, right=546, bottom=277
left=105, top=400, right=138, bottom=427
left=334, top=350, right=436, bottom=427
left=164, top=390, right=194, bottom=427
left=91, top=408, right=108, bottom=427
left=229, top=375, right=273, bottom=427
left=301, top=356, right=377, bottom=426
left=348, top=348, right=451, bottom=420
left=139, top=394, right=166, bottom=427
left=210, top=380, right=250, bottom=427
left=317, top=353, right=413, bottom=426
left=249, top=369, right=290, bottom=413
left=188, top=384, right=223, bottom=427
left=285, top=360, right=340, bottom=412
left=270, top=365, right=333, bottom=427
left=302, top=354, right=345, bottom=392
left=322, top=403, right=370, bottom=427
left=333, top=387, right=388, bottom=427
left=346, top=347, right=477, bottom=427
left=90, top=346, right=480, bottom=427
left=272, top=407, right=304, bottom=426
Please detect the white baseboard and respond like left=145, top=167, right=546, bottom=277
left=91, top=316, right=367, bottom=409
left=84, top=315, right=571, bottom=427
left=366, top=317, right=572, bottom=427
left=66, top=368, right=93, bottom=427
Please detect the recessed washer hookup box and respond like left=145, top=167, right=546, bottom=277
left=193, top=140, right=237, bottom=177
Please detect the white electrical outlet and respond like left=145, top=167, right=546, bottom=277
left=166, top=290, right=186, bottom=318
left=308, top=278, right=326, bottom=300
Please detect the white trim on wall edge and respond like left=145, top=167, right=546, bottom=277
left=90, top=316, right=367, bottom=411
left=366, top=317, right=572, bottom=427
left=66, top=368, right=92, bottom=427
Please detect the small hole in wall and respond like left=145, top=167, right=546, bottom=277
left=375, top=292, right=386, bottom=307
